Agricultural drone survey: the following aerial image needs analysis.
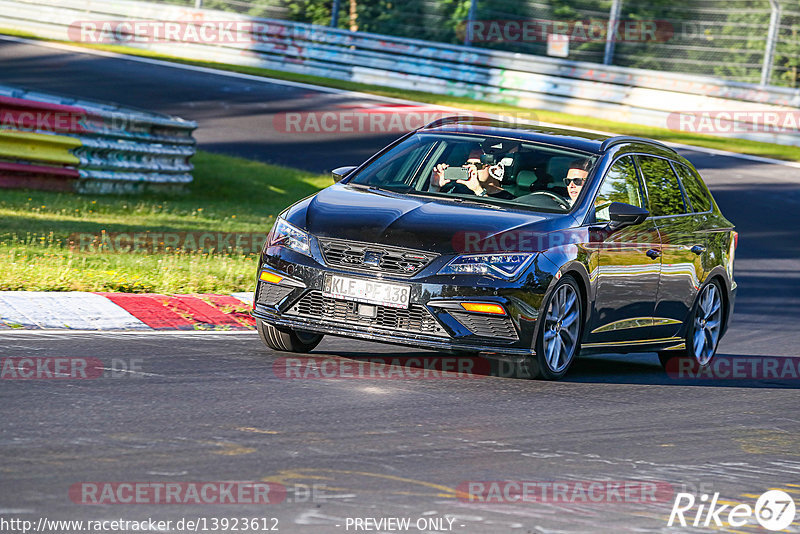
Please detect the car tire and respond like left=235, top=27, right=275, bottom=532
left=257, top=320, right=323, bottom=353
left=658, top=278, right=724, bottom=371
left=516, top=275, right=584, bottom=380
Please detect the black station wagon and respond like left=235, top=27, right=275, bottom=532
left=253, top=118, right=737, bottom=379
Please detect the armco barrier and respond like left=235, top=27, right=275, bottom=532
left=0, top=85, right=197, bottom=194
left=0, top=0, right=798, bottom=147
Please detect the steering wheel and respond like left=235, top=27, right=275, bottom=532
left=439, top=181, right=473, bottom=196
left=439, top=181, right=456, bottom=193
left=526, top=191, right=571, bottom=209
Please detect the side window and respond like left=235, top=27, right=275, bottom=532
left=594, top=156, right=642, bottom=222
left=637, top=155, right=688, bottom=217
left=673, top=163, right=712, bottom=213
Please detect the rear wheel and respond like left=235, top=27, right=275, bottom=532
left=659, top=279, right=723, bottom=370
left=257, top=320, right=323, bottom=353
left=516, top=276, right=584, bottom=380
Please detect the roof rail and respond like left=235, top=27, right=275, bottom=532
left=600, top=136, right=677, bottom=153
left=421, top=115, right=500, bottom=130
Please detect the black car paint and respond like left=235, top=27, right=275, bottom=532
left=254, top=124, right=736, bottom=360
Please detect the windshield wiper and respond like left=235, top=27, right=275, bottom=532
left=448, top=196, right=506, bottom=210
left=368, top=184, right=416, bottom=194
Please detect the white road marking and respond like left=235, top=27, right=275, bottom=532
left=0, top=330, right=257, bottom=339
left=97, top=367, right=164, bottom=377
left=0, top=292, right=149, bottom=330
left=231, top=292, right=254, bottom=304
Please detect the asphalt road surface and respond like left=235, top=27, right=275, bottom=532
left=2, top=38, right=800, bottom=533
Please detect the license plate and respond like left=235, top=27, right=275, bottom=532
left=323, top=275, right=410, bottom=309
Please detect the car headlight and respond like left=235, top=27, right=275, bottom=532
left=268, top=217, right=311, bottom=256
left=438, top=253, right=535, bottom=279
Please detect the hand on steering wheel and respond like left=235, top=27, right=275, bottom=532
left=528, top=191, right=571, bottom=209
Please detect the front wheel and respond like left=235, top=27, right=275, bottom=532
left=659, top=279, right=724, bottom=371
left=257, top=320, right=323, bottom=353
left=516, top=276, right=584, bottom=380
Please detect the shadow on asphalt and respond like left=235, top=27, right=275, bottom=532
left=310, top=349, right=800, bottom=389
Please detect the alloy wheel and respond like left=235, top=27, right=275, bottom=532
left=692, top=283, right=723, bottom=365
left=542, top=283, right=581, bottom=373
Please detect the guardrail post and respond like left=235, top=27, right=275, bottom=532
left=761, top=0, right=782, bottom=87
left=464, top=0, right=478, bottom=46
left=331, top=0, right=340, bottom=28
left=603, top=0, right=622, bottom=65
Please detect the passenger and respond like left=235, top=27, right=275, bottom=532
left=431, top=149, right=514, bottom=199
left=564, top=158, right=592, bottom=206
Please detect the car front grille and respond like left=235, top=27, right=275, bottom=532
left=286, top=291, right=448, bottom=337
left=450, top=311, right=519, bottom=340
left=318, top=238, right=438, bottom=277
left=256, top=282, right=294, bottom=306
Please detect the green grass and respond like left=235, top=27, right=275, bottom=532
left=3, top=27, right=797, bottom=162
left=0, top=151, right=331, bottom=293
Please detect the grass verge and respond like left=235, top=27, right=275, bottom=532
left=0, top=151, right=330, bottom=293
left=2, top=28, right=797, bottom=162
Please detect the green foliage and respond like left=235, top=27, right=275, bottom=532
left=283, top=0, right=333, bottom=26
left=595, top=157, right=641, bottom=208
left=774, top=15, right=800, bottom=87
left=636, top=155, right=686, bottom=217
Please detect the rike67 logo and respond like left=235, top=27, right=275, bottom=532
left=669, top=490, right=796, bottom=531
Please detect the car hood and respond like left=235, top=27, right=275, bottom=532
left=283, top=184, right=575, bottom=255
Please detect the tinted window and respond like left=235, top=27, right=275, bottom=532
left=637, top=156, right=687, bottom=216
left=594, top=156, right=642, bottom=222
left=674, top=163, right=712, bottom=212
left=353, top=135, right=437, bottom=187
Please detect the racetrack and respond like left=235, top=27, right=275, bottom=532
left=2, top=38, right=800, bottom=532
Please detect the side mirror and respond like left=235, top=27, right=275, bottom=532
left=332, top=166, right=357, bottom=183
left=607, top=202, right=649, bottom=230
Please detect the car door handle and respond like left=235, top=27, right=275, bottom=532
left=646, top=248, right=661, bottom=260
left=690, top=244, right=706, bottom=255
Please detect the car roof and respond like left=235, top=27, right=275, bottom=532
left=420, top=118, right=676, bottom=156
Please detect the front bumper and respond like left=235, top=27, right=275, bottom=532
left=252, top=246, right=555, bottom=356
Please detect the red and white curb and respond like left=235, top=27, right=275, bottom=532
left=0, top=292, right=255, bottom=330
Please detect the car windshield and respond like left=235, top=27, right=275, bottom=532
left=347, top=133, right=598, bottom=212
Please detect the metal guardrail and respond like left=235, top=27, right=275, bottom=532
left=1, top=0, right=798, bottom=147
left=0, top=85, right=197, bottom=194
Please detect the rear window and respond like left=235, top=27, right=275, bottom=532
left=637, top=155, right=688, bottom=217
left=673, top=162, right=712, bottom=213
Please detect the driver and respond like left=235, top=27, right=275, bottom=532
left=564, top=158, right=592, bottom=206
left=430, top=149, right=514, bottom=200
